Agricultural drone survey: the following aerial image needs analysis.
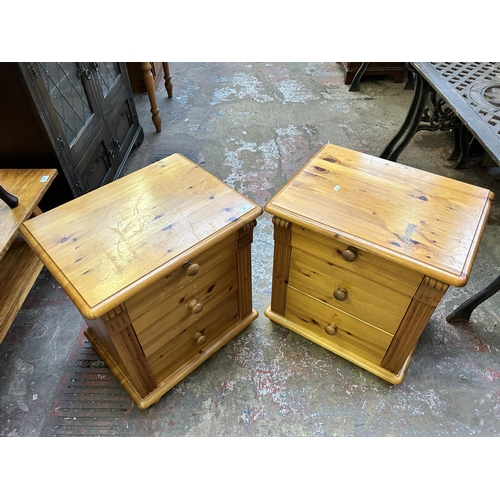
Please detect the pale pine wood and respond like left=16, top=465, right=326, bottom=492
left=131, top=262, right=238, bottom=356
left=0, top=236, right=44, bottom=342
left=21, top=154, right=262, bottom=319
left=1, top=169, right=57, bottom=258
left=148, top=293, right=240, bottom=379
left=265, top=143, right=494, bottom=287
left=21, top=155, right=262, bottom=408
left=101, top=305, right=156, bottom=398
left=85, top=307, right=258, bottom=409
left=237, top=221, right=257, bottom=318
left=289, top=246, right=413, bottom=334
left=284, top=286, right=393, bottom=364
left=266, top=305, right=413, bottom=385
left=265, top=143, right=493, bottom=384
left=270, top=217, right=292, bottom=315
left=83, top=327, right=146, bottom=405
left=125, top=234, right=237, bottom=321
left=0, top=168, right=57, bottom=342
left=381, top=277, right=449, bottom=373
left=292, top=225, right=422, bottom=296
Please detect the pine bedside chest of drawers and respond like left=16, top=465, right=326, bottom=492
left=20, top=154, right=263, bottom=408
left=264, top=143, right=494, bottom=384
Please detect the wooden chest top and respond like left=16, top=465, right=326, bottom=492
left=265, top=143, right=494, bottom=287
left=20, top=154, right=262, bottom=319
left=1, top=169, right=57, bottom=257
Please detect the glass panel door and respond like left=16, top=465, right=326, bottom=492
left=92, top=62, right=121, bottom=98
left=38, top=62, right=93, bottom=146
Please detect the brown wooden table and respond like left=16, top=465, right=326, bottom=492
left=0, top=168, right=57, bottom=342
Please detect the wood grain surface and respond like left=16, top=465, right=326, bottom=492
left=20, top=154, right=262, bottom=318
left=265, top=143, right=494, bottom=287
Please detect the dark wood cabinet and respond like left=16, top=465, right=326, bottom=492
left=126, top=62, right=164, bottom=91
left=0, top=62, right=143, bottom=210
left=341, top=62, right=406, bottom=84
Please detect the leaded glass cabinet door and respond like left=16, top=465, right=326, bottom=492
left=21, top=62, right=142, bottom=197
left=36, top=62, right=103, bottom=164
left=89, top=62, right=141, bottom=169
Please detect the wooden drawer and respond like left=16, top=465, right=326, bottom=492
left=288, top=246, right=412, bottom=333
left=130, top=258, right=238, bottom=357
left=147, top=292, right=240, bottom=381
left=292, top=225, right=422, bottom=296
left=125, top=232, right=238, bottom=320
left=285, top=286, right=393, bottom=365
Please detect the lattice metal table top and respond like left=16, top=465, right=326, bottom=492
left=413, top=62, right=500, bottom=165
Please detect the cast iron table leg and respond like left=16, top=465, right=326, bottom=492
left=349, top=62, right=369, bottom=91
left=446, top=275, right=500, bottom=323
left=380, top=66, right=431, bottom=161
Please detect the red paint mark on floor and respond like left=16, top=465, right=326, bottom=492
left=480, top=367, right=500, bottom=382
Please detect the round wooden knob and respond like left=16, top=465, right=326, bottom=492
left=333, top=287, right=348, bottom=301
left=341, top=246, right=358, bottom=262
left=194, top=332, right=207, bottom=345
left=325, top=324, right=338, bottom=336
left=188, top=299, right=204, bottom=314
left=184, top=262, right=200, bottom=276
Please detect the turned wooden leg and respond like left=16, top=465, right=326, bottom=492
left=162, top=62, right=173, bottom=98
left=141, top=62, right=161, bottom=133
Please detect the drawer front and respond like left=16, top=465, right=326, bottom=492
left=292, top=225, right=422, bottom=296
left=125, top=232, right=238, bottom=320
left=289, top=247, right=412, bottom=333
left=285, top=286, right=393, bottom=365
left=147, top=292, right=240, bottom=381
left=130, top=258, right=238, bottom=357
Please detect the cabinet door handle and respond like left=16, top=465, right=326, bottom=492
left=0, top=185, right=18, bottom=208
left=107, top=148, right=115, bottom=159
left=341, top=246, right=358, bottom=262
left=188, top=299, right=204, bottom=314
left=325, top=324, right=338, bottom=336
left=333, top=287, right=348, bottom=301
left=79, top=68, right=91, bottom=80
left=184, top=262, right=200, bottom=276
left=194, top=332, right=207, bottom=345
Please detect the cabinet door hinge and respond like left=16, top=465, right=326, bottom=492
left=27, top=63, right=38, bottom=80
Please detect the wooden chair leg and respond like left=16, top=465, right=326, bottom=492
left=141, top=62, right=161, bottom=133
left=162, top=62, right=173, bottom=98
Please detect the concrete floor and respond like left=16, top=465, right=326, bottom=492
left=2, top=62, right=500, bottom=438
